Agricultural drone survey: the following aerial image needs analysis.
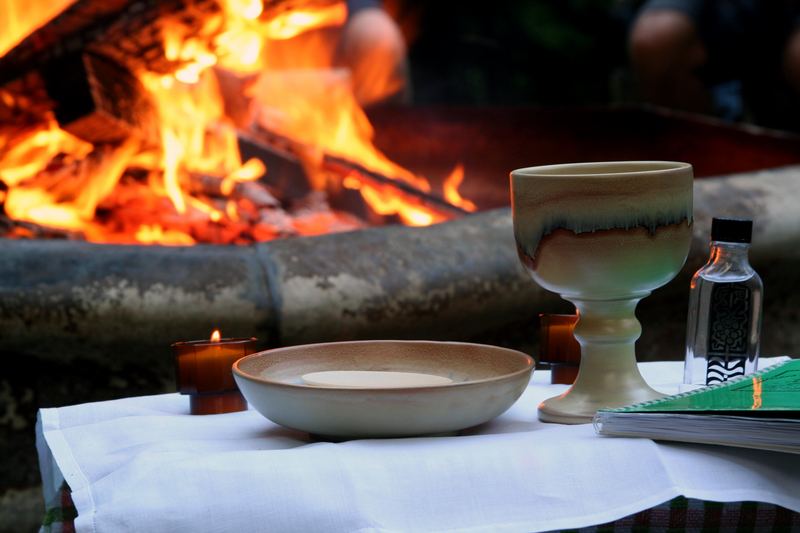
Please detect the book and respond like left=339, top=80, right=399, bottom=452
left=593, top=359, right=800, bottom=454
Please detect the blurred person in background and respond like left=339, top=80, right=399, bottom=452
left=336, top=0, right=410, bottom=106
left=629, top=0, right=800, bottom=129
left=260, top=0, right=409, bottom=106
left=221, top=0, right=409, bottom=125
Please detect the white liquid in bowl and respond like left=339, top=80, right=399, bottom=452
left=301, top=371, right=453, bottom=388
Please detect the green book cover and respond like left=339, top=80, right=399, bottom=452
left=603, top=359, right=800, bottom=415
left=595, top=359, right=800, bottom=453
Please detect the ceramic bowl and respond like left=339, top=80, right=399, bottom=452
left=233, top=340, right=533, bottom=438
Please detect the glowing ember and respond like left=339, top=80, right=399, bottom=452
left=0, top=0, right=476, bottom=245
left=211, top=329, right=222, bottom=342
left=136, top=224, right=196, bottom=246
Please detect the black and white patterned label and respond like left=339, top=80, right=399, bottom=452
left=705, top=355, right=746, bottom=385
left=705, top=283, right=751, bottom=385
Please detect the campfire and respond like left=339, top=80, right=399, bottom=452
left=0, top=0, right=475, bottom=245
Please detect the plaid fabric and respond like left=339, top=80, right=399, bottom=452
left=561, top=497, right=800, bottom=532
left=42, top=483, right=799, bottom=532
left=40, top=483, right=76, bottom=533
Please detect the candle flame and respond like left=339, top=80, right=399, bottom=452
left=211, top=329, right=221, bottom=342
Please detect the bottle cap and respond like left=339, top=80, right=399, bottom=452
left=711, top=217, right=752, bottom=243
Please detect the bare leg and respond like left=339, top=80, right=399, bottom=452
left=334, top=7, right=410, bottom=106
left=629, top=10, right=710, bottom=112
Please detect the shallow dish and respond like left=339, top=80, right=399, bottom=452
left=233, top=340, right=533, bottom=438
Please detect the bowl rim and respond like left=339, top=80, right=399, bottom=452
left=511, top=160, right=692, bottom=179
left=232, top=339, right=534, bottom=392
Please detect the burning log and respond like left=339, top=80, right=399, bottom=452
left=237, top=131, right=312, bottom=201
left=0, top=0, right=219, bottom=84
left=184, top=172, right=280, bottom=208
left=0, top=0, right=343, bottom=85
left=0, top=0, right=128, bottom=84
left=42, top=52, right=155, bottom=143
left=286, top=190, right=366, bottom=235
left=0, top=213, right=84, bottom=240
left=3, top=164, right=800, bottom=365
left=322, top=154, right=470, bottom=219
left=182, top=171, right=359, bottom=238
left=238, top=127, right=465, bottom=226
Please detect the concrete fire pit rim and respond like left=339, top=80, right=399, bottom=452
left=232, top=339, right=534, bottom=393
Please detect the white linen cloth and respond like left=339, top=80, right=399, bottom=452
left=37, top=359, right=800, bottom=533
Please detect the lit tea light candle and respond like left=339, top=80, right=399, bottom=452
left=302, top=370, right=453, bottom=388
left=539, top=314, right=581, bottom=385
left=172, top=330, right=257, bottom=415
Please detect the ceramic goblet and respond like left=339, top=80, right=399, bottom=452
left=511, top=161, right=693, bottom=424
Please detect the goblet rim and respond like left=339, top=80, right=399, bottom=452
left=511, top=160, right=691, bottom=179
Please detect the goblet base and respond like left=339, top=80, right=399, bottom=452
left=538, top=380, right=665, bottom=424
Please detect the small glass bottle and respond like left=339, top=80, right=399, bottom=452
left=683, top=218, right=763, bottom=387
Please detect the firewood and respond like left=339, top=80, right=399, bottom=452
left=257, top=207, right=298, bottom=237
left=0, top=0, right=131, bottom=85
left=184, top=172, right=280, bottom=208
left=322, top=154, right=469, bottom=218
left=237, top=131, right=312, bottom=201
left=0, top=0, right=340, bottom=85
left=41, top=52, right=155, bottom=143
left=0, top=213, right=85, bottom=240
left=0, top=0, right=219, bottom=84
left=290, top=209, right=366, bottom=236
left=236, top=181, right=281, bottom=208
left=242, top=123, right=464, bottom=221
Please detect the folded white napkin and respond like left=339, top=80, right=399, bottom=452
left=37, top=359, right=799, bottom=533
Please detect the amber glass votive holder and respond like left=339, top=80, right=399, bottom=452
left=172, top=337, right=257, bottom=415
left=539, top=314, right=581, bottom=385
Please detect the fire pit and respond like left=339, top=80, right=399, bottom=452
left=3, top=105, right=800, bottom=361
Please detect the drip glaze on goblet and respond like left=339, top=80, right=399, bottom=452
left=511, top=161, right=693, bottom=299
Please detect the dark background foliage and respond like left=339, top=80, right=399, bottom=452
left=397, top=0, right=634, bottom=106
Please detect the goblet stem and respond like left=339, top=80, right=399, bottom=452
left=538, top=294, right=665, bottom=424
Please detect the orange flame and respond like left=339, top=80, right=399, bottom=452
left=250, top=68, right=446, bottom=225
left=0, top=120, right=92, bottom=187
left=214, top=0, right=346, bottom=74
left=221, top=158, right=266, bottom=195
left=262, top=3, right=346, bottom=40
left=3, top=132, right=136, bottom=230
left=356, top=181, right=438, bottom=226
left=210, top=329, right=222, bottom=342
left=443, top=164, right=477, bottom=212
